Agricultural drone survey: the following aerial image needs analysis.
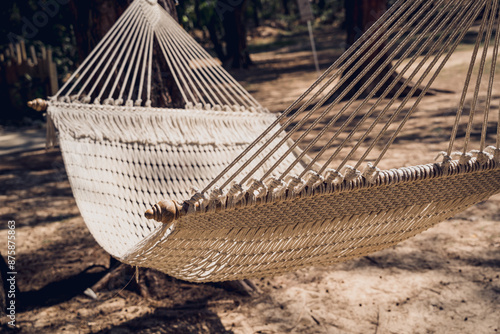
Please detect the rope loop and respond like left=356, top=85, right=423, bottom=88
left=188, top=192, right=204, bottom=204
left=458, top=151, right=475, bottom=165
left=343, top=166, right=361, bottom=182
left=363, top=163, right=381, bottom=184
left=266, top=177, right=287, bottom=197
left=324, top=169, right=344, bottom=184
left=104, top=98, right=114, bottom=105
left=476, top=151, right=492, bottom=165
left=304, top=170, right=324, bottom=187
left=246, top=178, right=268, bottom=198
left=209, top=186, right=223, bottom=200
left=285, top=174, right=305, bottom=194
left=267, top=177, right=285, bottom=190
left=227, top=182, right=244, bottom=197
left=485, top=146, right=500, bottom=163
left=435, top=151, right=453, bottom=166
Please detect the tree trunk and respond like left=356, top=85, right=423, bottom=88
left=282, top=0, right=290, bottom=15
left=217, top=0, right=252, bottom=68
left=342, top=0, right=426, bottom=99
left=251, top=0, right=261, bottom=27
left=207, top=15, right=226, bottom=61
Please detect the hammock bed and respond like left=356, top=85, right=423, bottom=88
left=41, top=0, right=499, bottom=282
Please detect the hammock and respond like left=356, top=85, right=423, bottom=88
left=43, top=0, right=499, bottom=282
left=44, top=0, right=309, bottom=263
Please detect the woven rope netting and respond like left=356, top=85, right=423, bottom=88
left=47, top=0, right=500, bottom=282
left=136, top=0, right=500, bottom=281
left=48, top=0, right=308, bottom=259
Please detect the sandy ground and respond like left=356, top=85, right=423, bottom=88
left=1, top=27, right=500, bottom=333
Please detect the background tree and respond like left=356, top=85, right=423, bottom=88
left=217, top=0, right=252, bottom=68
left=342, top=0, right=426, bottom=99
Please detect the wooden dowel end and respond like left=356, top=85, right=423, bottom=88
left=27, top=98, right=48, bottom=112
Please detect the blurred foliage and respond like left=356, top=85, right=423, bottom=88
left=0, top=0, right=349, bottom=125
left=0, top=0, right=77, bottom=84
left=0, top=0, right=77, bottom=125
left=176, top=0, right=345, bottom=33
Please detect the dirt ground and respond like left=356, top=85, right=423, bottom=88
left=1, top=27, right=500, bottom=333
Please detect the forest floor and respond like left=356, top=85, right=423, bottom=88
left=1, top=25, right=500, bottom=333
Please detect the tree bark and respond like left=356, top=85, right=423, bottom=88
left=68, top=0, right=182, bottom=107
left=251, top=0, right=261, bottom=27
left=217, top=0, right=252, bottom=68
left=342, top=0, right=426, bottom=99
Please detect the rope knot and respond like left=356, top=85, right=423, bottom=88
left=343, top=166, right=361, bottom=182
left=476, top=151, right=492, bottom=165
left=285, top=175, right=305, bottom=194
left=435, top=151, right=453, bottom=169
left=185, top=102, right=194, bottom=109
left=227, top=183, right=244, bottom=197
left=189, top=192, right=204, bottom=203
left=125, top=100, right=134, bottom=107
left=103, top=98, right=114, bottom=105
left=93, top=98, right=101, bottom=105
left=324, top=169, right=343, bottom=184
left=458, top=152, right=474, bottom=165
left=247, top=179, right=268, bottom=198
left=267, top=177, right=285, bottom=191
left=485, top=146, right=500, bottom=163
left=209, top=187, right=224, bottom=200
left=114, top=98, right=124, bottom=106
left=304, top=171, right=324, bottom=187
left=363, top=163, right=380, bottom=184
left=82, top=96, right=91, bottom=104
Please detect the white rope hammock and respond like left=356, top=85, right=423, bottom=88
left=46, top=0, right=500, bottom=282
left=47, top=0, right=309, bottom=260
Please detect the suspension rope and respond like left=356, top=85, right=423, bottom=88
left=96, top=11, right=146, bottom=103
left=203, top=0, right=420, bottom=192
left=275, top=0, right=453, bottom=181
left=56, top=1, right=139, bottom=98
left=372, top=0, right=485, bottom=168
left=304, top=0, right=466, bottom=177
left=463, top=0, right=495, bottom=153
left=479, top=0, right=500, bottom=151
left=233, top=0, right=431, bottom=187
left=80, top=8, right=143, bottom=100
left=447, top=0, right=493, bottom=155
left=200, top=0, right=410, bottom=192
